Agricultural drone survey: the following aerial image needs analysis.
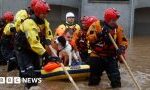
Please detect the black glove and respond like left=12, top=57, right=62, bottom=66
left=97, top=24, right=111, bottom=39
left=97, top=25, right=111, bottom=45
left=50, top=56, right=61, bottom=62
left=43, top=39, right=51, bottom=45
left=42, top=52, right=61, bottom=65
left=102, top=25, right=111, bottom=34
left=116, top=45, right=126, bottom=55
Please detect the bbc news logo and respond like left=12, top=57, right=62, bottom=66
left=0, top=77, right=42, bottom=84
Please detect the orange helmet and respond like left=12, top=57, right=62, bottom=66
left=3, top=11, right=14, bottom=22
left=33, top=1, right=50, bottom=17
left=104, top=8, right=120, bottom=23
left=81, top=16, right=98, bottom=29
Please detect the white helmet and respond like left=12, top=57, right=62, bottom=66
left=66, top=12, right=75, bottom=20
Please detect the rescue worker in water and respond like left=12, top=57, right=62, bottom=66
left=87, top=8, right=128, bottom=88
left=14, top=1, right=60, bottom=89
left=75, top=16, right=99, bottom=63
left=0, top=11, right=17, bottom=70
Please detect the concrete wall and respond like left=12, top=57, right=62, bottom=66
left=133, top=0, right=150, bottom=36
left=0, top=0, right=29, bottom=15
left=0, top=0, right=81, bottom=15
left=135, top=0, right=150, bottom=9
left=81, top=0, right=131, bottom=37
left=0, top=0, right=81, bottom=14
left=47, top=0, right=80, bottom=8
left=134, top=8, right=150, bottom=36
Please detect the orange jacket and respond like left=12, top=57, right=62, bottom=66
left=55, top=24, right=80, bottom=37
left=87, top=20, right=128, bottom=57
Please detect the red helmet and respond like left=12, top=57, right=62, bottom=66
left=3, top=11, right=14, bottom=22
left=104, top=8, right=120, bottom=23
left=33, top=1, right=50, bottom=17
left=81, top=16, right=98, bottom=28
left=30, top=0, right=41, bottom=10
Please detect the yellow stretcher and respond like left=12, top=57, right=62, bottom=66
left=41, top=65, right=90, bottom=80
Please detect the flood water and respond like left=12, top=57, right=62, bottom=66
left=0, top=36, right=150, bottom=90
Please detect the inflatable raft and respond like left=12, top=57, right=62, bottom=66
left=41, top=64, right=90, bottom=80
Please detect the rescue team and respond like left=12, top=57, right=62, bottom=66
left=0, top=0, right=128, bottom=89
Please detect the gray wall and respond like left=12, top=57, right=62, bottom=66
left=133, top=0, right=150, bottom=36
left=0, top=0, right=81, bottom=15
left=0, top=0, right=29, bottom=15
left=134, top=8, right=150, bottom=36
left=81, top=0, right=131, bottom=37
left=135, top=0, right=150, bottom=9
left=47, top=0, right=80, bottom=8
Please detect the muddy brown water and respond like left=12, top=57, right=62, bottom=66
left=0, top=36, right=150, bottom=90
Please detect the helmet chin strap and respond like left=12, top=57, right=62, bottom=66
left=66, top=21, right=70, bottom=24
left=66, top=21, right=75, bottom=26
